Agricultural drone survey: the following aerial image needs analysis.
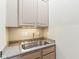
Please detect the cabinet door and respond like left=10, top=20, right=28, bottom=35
left=20, top=56, right=40, bottom=59
left=7, top=56, right=20, bottom=59
left=8, top=57, right=17, bottom=59
left=43, top=54, right=50, bottom=59
left=20, top=50, right=41, bottom=59
left=19, top=0, right=36, bottom=26
left=35, top=58, right=41, bottom=59
left=6, top=0, right=18, bottom=27
left=50, top=52, right=56, bottom=59
left=43, top=52, right=55, bottom=59
left=37, top=0, right=49, bottom=27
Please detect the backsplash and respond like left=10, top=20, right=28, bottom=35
left=43, top=28, right=48, bottom=38
left=7, top=28, right=48, bottom=41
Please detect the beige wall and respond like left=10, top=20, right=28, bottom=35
left=7, top=28, right=48, bottom=41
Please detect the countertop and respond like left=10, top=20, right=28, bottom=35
left=2, top=39, right=56, bottom=59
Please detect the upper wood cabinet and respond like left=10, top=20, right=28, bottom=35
left=19, top=0, right=49, bottom=27
left=6, top=0, right=18, bottom=27
left=6, top=0, right=49, bottom=27
left=37, top=0, right=49, bottom=27
left=19, top=0, right=36, bottom=26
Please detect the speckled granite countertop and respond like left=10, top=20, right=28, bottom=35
left=2, top=39, right=56, bottom=59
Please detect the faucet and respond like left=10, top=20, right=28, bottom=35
left=33, top=33, right=35, bottom=40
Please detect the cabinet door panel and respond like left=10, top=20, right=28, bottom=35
left=36, top=57, right=41, bottom=59
left=50, top=52, right=56, bottom=59
left=43, top=52, right=55, bottom=59
left=43, top=54, right=50, bottom=59
left=20, top=50, right=41, bottom=59
left=37, top=0, right=49, bottom=26
left=19, top=0, right=35, bottom=25
left=6, top=0, right=18, bottom=27
left=42, top=46, right=55, bottom=55
left=7, top=56, right=19, bottom=59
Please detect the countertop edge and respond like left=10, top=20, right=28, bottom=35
left=3, top=44, right=56, bottom=59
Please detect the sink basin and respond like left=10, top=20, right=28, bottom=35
left=21, top=41, right=49, bottom=50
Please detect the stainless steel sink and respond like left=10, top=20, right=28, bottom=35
left=21, top=41, right=49, bottom=50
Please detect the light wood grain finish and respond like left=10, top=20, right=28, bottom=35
left=42, top=46, right=55, bottom=55
left=6, top=46, right=56, bottom=59
left=43, top=53, right=50, bottom=59
left=6, top=55, right=20, bottom=59
left=43, top=52, right=55, bottom=59
left=50, top=52, right=56, bottom=59
left=20, top=50, right=41, bottom=59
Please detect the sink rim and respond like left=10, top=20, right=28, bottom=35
left=21, top=41, right=50, bottom=50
